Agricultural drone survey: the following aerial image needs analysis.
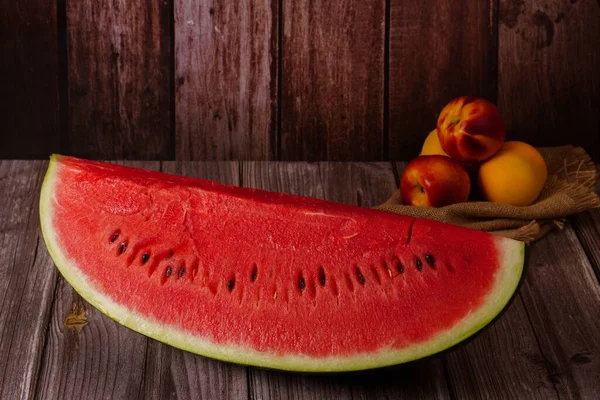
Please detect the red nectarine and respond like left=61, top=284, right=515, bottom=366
left=400, top=155, right=471, bottom=207
left=437, top=97, right=506, bottom=163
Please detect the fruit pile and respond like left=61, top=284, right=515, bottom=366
left=401, top=96, right=548, bottom=207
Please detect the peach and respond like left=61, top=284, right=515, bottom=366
left=420, top=129, right=449, bottom=157
left=478, top=141, right=548, bottom=206
left=437, top=97, right=506, bottom=162
left=400, top=155, right=471, bottom=207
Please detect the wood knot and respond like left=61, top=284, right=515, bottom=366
left=571, top=352, right=593, bottom=365
left=65, top=300, right=88, bottom=337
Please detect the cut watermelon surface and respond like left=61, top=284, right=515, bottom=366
left=40, top=155, right=526, bottom=372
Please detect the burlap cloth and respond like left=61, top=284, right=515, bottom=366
left=375, top=146, right=600, bottom=242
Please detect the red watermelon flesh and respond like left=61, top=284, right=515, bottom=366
left=40, top=155, right=525, bottom=372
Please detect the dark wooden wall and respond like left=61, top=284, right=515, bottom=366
left=1, top=0, right=599, bottom=161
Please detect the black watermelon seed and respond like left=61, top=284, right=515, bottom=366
left=119, top=242, right=127, bottom=254
left=110, top=232, right=120, bottom=243
left=165, top=266, right=172, bottom=277
left=318, top=266, right=326, bottom=287
left=425, top=254, right=436, bottom=268
left=355, top=267, right=366, bottom=285
left=227, top=278, right=235, bottom=292
left=179, top=267, right=185, bottom=277
left=251, top=263, right=258, bottom=282
left=142, top=253, right=150, bottom=264
left=298, top=276, right=306, bottom=291
left=396, top=260, right=404, bottom=274
left=416, top=257, right=423, bottom=271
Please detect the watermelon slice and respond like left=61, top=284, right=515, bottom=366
left=40, top=155, right=526, bottom=372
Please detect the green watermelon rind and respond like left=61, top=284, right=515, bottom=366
left=40, top=155, right=526, bottom=372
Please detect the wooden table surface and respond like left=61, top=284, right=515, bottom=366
left=1, top=160, right=599, bottom=399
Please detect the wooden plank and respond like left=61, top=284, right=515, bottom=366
left=175, top=1, right=277, bottom=160
left=35, top=275, right=149, bottom=399
left=0, top=1, right=60, bottom=158
left=345, top=360, right=450, bottom=400
left=250, top=370, right=352, bottom=400
left=572, top=209, right=600, bottom=283
left=243, top=161, right=450, bottom=399
left=519, top=226, right=600, bottom=398
left=388, top=0, right=497, bottom=161
left=141, top=161, right=248, bottom=400
left=394, top=162, right=559, bottom=398
left=498, top=0, right=600, bottom=161
left=35, top=162, right=159, bottom=399
left=0, top=161, right=58, bottom=399
left=280, top=1, right=385, bottom=161
left=242, top=162, right=325, bottom=197
left=242, top=162, right=400, bottom=206
left=65, top=1, right=172, bottom=159
left=142, top=345, right=247, bottom=400
left=319, top=163, right=400, bottom=208
left=443, top=295, right=559, bottom=399
left=161, top=161, right=241, bottom=187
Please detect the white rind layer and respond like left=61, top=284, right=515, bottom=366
left=39, top=155, right=526, bottom=372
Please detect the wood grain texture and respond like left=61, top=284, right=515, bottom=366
left=141, top=161, right=247, bottom=400
left=520, top=226, right=600, bottom=398
left=280, top=1, right=385, bottom=161
left=498, top=0, right=600, bottom=161
left=0, top=1, right=60, bottom=159
left=393, top=162, right=558, bottom=398
left=161, top=161, right=241, bottom=187
left=35, top=162, right=159, bottom=399
left=36, top=277, right=148, bottom=399
left=318, top=163, right=399, bottom=208
left=0, top=161, right=58, bottom=399
left=570, top=170, right=599, bottom=280
left=175, top=1, right=277, bottom=160
left=250, top=369, right=352, bottom=400
left=388, top=0, right=497, bottom=161
left=242, top=162, right=325, bottom=196
left=142, top=343, right=248, bottom=400
left=65, top=1, right=172, bottom=159
left=345, top=360, right=451, bottom=400
left=243, top=161, right=451, bottom=399
left=572, top=209, right=600, bottom=283
left=443, top=295, right=559, bottom=399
